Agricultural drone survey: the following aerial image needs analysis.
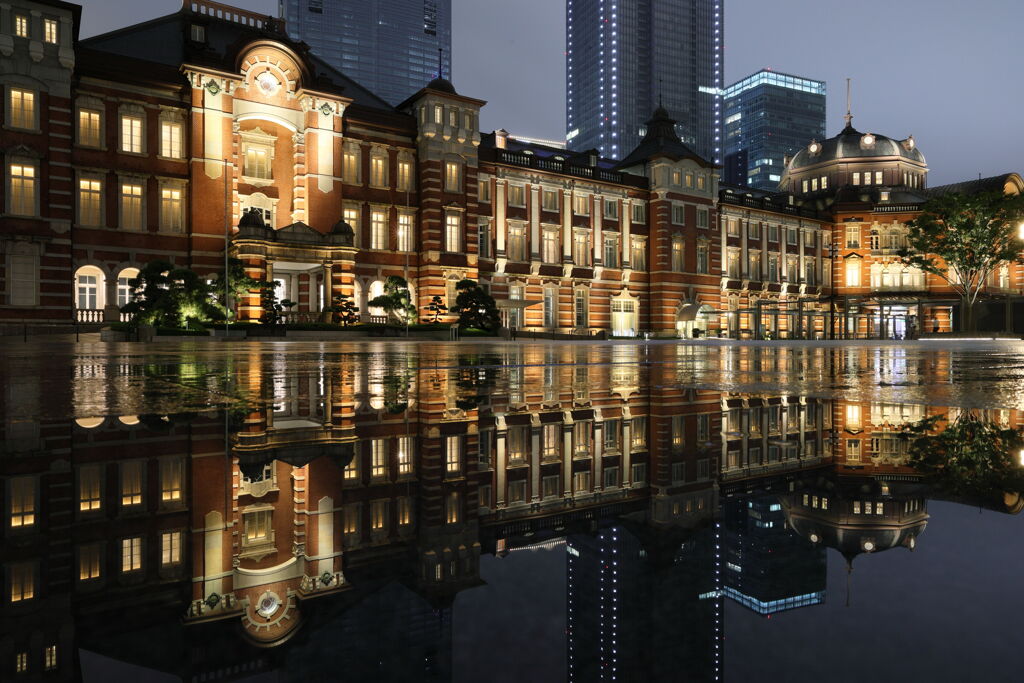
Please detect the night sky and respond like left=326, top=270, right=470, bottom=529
left=79, top=0, right=1023, bottom=185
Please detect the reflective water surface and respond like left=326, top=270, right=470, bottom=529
left=1, top=340, right=1023, bottom=682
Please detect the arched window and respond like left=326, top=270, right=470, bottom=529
left=75, top=265, right=105, bottom=309
left=367, top=279, right=385, bottom=317
left=116, top=267, right=139, bottom=307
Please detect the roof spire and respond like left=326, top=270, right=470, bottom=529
left=658, top=78, right=663, bottom=109
left=844, top=78, right=853, bottom=129
left=438, top=48, right=444, bottom=80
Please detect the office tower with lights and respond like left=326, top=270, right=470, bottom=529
left=722, top=70, right=826, bottom=190
left=565, top=0, right=723, bottom=162
left=281, top=0, right=452, bottom=106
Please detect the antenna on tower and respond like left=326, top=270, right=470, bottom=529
left=844, top=78, right=853, bottom=128
left=658, top=78, right=663, bottom=108
left=438, top=48, right=444, bottom=80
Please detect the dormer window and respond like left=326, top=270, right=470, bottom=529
left=190, top=24, right=206, bottom=43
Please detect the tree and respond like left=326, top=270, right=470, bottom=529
left=208, top=257, right=270, bottom=321
left=122, top=260, right=220, bottom=329
left=331, top=293, right=360, bottom=326
left=897, top=190, right=1024, bottom=331
left=422, top=295, right=448, bottom=324
left=259, top=282, right=295, bottom=325
left=368, top=276, right=416, bottom=324
left=451, top=279, right=500, bottom=331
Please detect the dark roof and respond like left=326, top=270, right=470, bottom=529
left=425, top=77, right=457, bottom=94
left=788, top=122, right=925, bottom=170
left=80, top=5, right=392, bottom=111
left=926, top=173, right=1023, bottom=197
left=615, top=106, right=713, bottom=170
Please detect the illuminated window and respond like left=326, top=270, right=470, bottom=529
left=244, top=145, right=271, bottom=179
left=630, top=237, right=646, bottom=270
left=671, top=170, right=682, bottom=186
left=507, top=224, right=525, bottom=261
left=120, top=536, right=142, bottom=572
left=9, top=562, right=33, bottom=602
left=79, top=543, right=101, bottom=580
left=696, top=174, right=706, bottom=190
left=397, top=158, right=413, bottom=191
left=445, top=436, right=461, bottom=474
left=160, top=121, right=183, bottom=159
left=433, top=104, right=442, bottom=124
left=574, top=289, right=588, bottom=327
left=370, top=152, right=388, bottom=187
left=845, top=259, right=861, bottom=287
left=478, top=179, right=491, bottom=202
left=343, top=146, right=360, bottom=184
left=44, top=645, right=57, bottom=671
left=632, top=203, right=645, bottom=223
left=370, top=500, right=386, bottom=531
left=120, top=115, right=143, bottom=153
left=343, top=205, right=360, bottom=246
left=243, top=510, right=271, bottom=545
left=445, top=212, right=461, bottom=252
left=120, top=460, right=143, bottom=507
left=14, top=14, right=28, bottom=37
left=161, top=531, right=182, bottom=565
left=397, top=212, right=414, bottom=251
left=875, top=171, right=883, bottom=185
left=397, top=497, right=412, bottom=526
left=573, top=231, right=591, bottom=266
left=343, top=457, right=358, bottom=480
left=9, top=161, right=37, bottom=216
left=445, top=492, right=459, bottom=524
left=542, top=228, right=560, bottom=264
left=631, top=417, right=648, bottom=449
left=78, top=465, right=102, bottom=512
left=603, top=198, right=618, bottom=219
left=8, top=87, right=36, bottom=130
left=370, top=439, right=387, bottom=478
left=44, top=18, right=58, bottom=44
left=343, top=504, right=359, bottom=535
left=572, top=193, right=589, bottom=215
left=444, top=160, right=461, bottom=192
left=78, top=177, right=103, bottom=226
left=370, top=209, right=388, bottom=249
left=696, top=243, right=709, bottom=274
left=852, top=172, right=861, bottom=186
left=397, top=436, right=414, bottom=475
left=159, top=459, right=183, bottom=503
left=542, top=190, right=559, bottom=211
left=573, top=471, right=591, bottom=492
left=8, top=477, right=35, bottom=528
left=15, top=651, right=27, bottom=673
left=120, top=181, right=144, bottom=230
left=604, top=234, right=618, bottom=268
left=507, top=184, right=525, bottom=207
left=160, top=186, right=183, bottom=231
left=685, top=172, right=694, bottom=188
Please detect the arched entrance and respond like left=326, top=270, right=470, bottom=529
left=676, top=302, right=715, bottom=338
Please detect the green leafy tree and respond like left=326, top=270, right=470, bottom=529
left=331, top=293, right=360, bottom=326
left=897, top=191, right=1024, bottom=331
left=422, top=295, right=448, bottom=324
left=901, top=412, right=1024, bottom=506
left=368, top=276, right=416, bottom=324
left=259, top=282, right=295, bottom=325
left=451, top=279, right=500, bottom=331
left=122, top=260, right=220, bottom=329
left=207, top=258, right=270, bottom=321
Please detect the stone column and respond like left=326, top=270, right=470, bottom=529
left=103, top=275, right=119, bottom=322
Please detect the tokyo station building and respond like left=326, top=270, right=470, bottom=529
left=1, top=0, right=1022, bottom=339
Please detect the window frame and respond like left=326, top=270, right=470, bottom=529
left=7, top=86, right=38, bottom=131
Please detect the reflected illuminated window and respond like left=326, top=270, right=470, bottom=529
left=370, top=500, right=387, bottom=531
left=445, top=492, right=460, bottom=524
left=8, top=477, right=35, bottom=528
left=9, top=562, right=33, bottom=602
left=78, top=465, right=102, bottom=512
left=79, top=543, right=101, bottom=580
left=120, top=461, right=143, bottom=507
left=445, top=436, right=461, bottom=474
left=160, top=459, right=183, bottom=503
left=161, top=531, right=181, bottom=565
left=397, top=436, right=414, bottom=475
left=371, top=439, right=388, bottom=478
left=397, top=497, right=412, bottom=526
left=121, top=536, right=142, bottom=572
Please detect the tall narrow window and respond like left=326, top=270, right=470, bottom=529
left=121, top=537, right=142, bottom=572
left=672, top=204, right=686, bottom=225
left=477, top=220, right=491, bottom=259
left=343, top=206, right=360, bottom=246
left=604, top=235, right=618, bottom=268
left=79, top=465, right=102, bottom=512
left=370, top=500, right=387, bottom=531
left=845, top=259, right=862, bottom=287
left=574, top=289, right=588, bottom=327
left=76, top=272, right=98, bottom=309
left=397, top=212, right=414, bottom=251
left=370, top=152, right=388, bottom=187
left=672, top=239, right=685, bottom=272
left=120, top=181, right=143, bottom=229
left=542, top=229, right=560, bottom=263
left=121, top=460, right=143, bottom=507
left=244, top=145, right=271, bottom=179
left=371, top=439, right=388, bottom=478
left=697, top=243, right=709, bottom=274
left=543, top=190, right=559, bottom=211
left=573, top=194, right=589, bottom=215
left=445, top=213, right=461, bottom=252
left=631, top=238, right=646, bottom=270
left=161, top=531, right=182, bottom=565
left=14, top=14, right=28, bottom=38
left=397, top=436, right=414, bottom=475
left=44, top=18, right=58, bottom=44
left=397, top=158, right=413, bottom=191
left=445, top=436, right=461, bottom=474
left=244, top=509, right=272, bottom=545
left=120, top=115, right=143, bottom=153
left=160, top=186, right=183, bottom=231
left=159, top=459, right=183, bottom=503
left=160, top=121, right=183, bottom=159
left=9, top=161, right=37, bottom=216
left=370, top=209, right=388, bottom=250
left=9, top=477, right=35, bottom=528
left=9, top=88, right=36, bottom=130
left=397, top=497, right=412, bottom=526
left=79, top=544, right=101, bottom=580
left=343, top=146, right=361, bottom=184
left=507, top=224, right=525, bottom=261
left=572, top=231, right=590, bottom=266
left=79, top=177, right=103, bottom=226
left=697, top=208, right=710, bottom=229
left=79, top=109, right=102, bottom=147
left=543, top=288, right=557, bottom=327
left=44, top=645, right=57, bottom=671
left=9, top=563, right=33, bottom=602
left=444, top=161, right=461, bottom=192
left=445, top=492, right=460, bottom=524
left=632, top=203, right=645, bottom=223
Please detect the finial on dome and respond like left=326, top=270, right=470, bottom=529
left=844, top=77, right=853, bottom=129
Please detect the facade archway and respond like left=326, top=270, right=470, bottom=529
left=610, top=290, right=639, bottom=337
left=675, top=301, right=714, bottom=338
left=74, top=265, right=106, bottom=313
left=367, top=279, right=385, bottom=318
left=115, top=267, right=139, bottom=308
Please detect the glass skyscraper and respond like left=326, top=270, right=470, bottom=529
left=723, top=70, right=826, bottom=191
left=565, top=0, right=723, bottom=162
left=281, top=0, right=452, bottom=106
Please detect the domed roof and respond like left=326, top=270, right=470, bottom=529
left=788, top=123, right=925, bottom=171
left=425, top=77, right=457, bottom=95
left=329, top=218, right=355, bottom=246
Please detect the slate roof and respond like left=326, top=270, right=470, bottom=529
left=615, top=106, right=714, bottom=171
left=788, top=123, right=925, bottom=170
left=80, top=5, right=392, bottom=111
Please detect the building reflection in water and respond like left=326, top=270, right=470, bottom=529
left=1, top=345, right=1021, bottom=681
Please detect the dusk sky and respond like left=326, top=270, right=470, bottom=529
left=80, top=0, right=1023, bottom=185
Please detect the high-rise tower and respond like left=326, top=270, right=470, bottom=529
left=723, top=70, right=826, bottom=190
left=565, top=0, right=723, bottom=163
left=281, top=0, right=452, bottom=106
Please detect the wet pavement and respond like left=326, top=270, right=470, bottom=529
left=0, top=339, right=1022, bottom=681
